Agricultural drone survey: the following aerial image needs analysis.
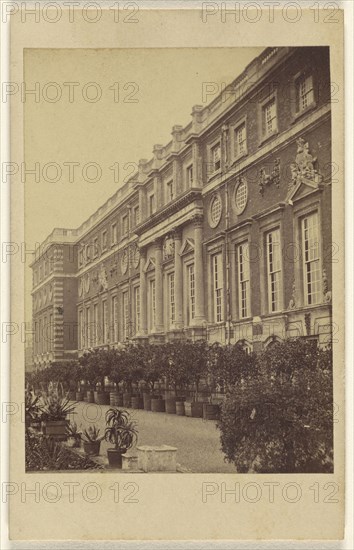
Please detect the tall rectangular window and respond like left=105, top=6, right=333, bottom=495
left=102, top=230, right=107, bottom=250
left=262, top=98, right=277, bottom=137
left=111, top=297, right=117, bottom=343
left=212, top=253, right=223, bottom=323
left=49, top=313, right=53, bottom=352
left=169, top=273, right=175, bottom=325
left=302, top=212, right=321, bottom=305
left=93, top=237, right=99, bottom=258
left=122, top=215, right=128, bottom=236
left=78, top=311, right=83, bottom=349
left=149, top=194, right=155, bottom=215
left=134, top=286, right=140, bottom=333
left=111, top=223, right=117, bottom=245
left=93, top=303, right=98, bottom=345
left=166, top=180, right=174, bottom=201
left=266, top=229, right=282, bottom=312
left=237, top=242, right=250, bottom=319
left=133, top=205, right=140, bottom=226
left=122, top=291, right=129, bottom=340
left=102, top=300, right=107, bottom=343
left=297, top=75, right=314, bottom=112
left=85, top=306, right=90, bottom=348
left=235, top=122, right=247, bottom=157
left=211, top=143, right=221, bottom=173
left=187, top=165, right=194, bottom=186
left=149, top=280, right=156, bottom=331
left=188, top=264, right=195, bottom=322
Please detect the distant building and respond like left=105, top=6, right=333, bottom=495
left=31, top=46, right=333, bottom=368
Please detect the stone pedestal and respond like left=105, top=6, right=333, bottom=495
left=137, top=445, right=177, bottom=472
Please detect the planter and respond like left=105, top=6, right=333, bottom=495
left=87, top=390, right=95, bottom=403
left=123, top=393, right=132, bottom=408
left=131, top=396, right=144, bottom=409
left=151, top=397, right=165, bottom=413
left=176, top=401, right=185, bottom=416
left=184, top=401, right=203, bottom=418
left=165, top=397, right=176, bottom=414
left=143, top=394, right=152, bottom=411
left=203, top=403, right=220, bottom=421
left=76, top=391, right=84, bottom=401
left=83, top=440, right=101, bottom=456
left=95, top=392, right=110, bottom=406
left=107, top=448, right=127, bottom=469
left=109, top=392, right=123, bottom=407
left=42, top=420, right=68, bottom=441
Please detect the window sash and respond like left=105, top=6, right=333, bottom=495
left=302, top=213, right=321, bottom=305
left=237, top=243, right=250, bottom=318
left=111, top=297, right=117, bottom=343
left=213, top=253, right=223, bottom=323
left=134, top=287, right=140, bottom=333
left=150, top=280, right=156, bottom=330
left=263, top=99, right=277, bottom=136
left=169, top=273, right=175, bottom=324
left=188, top=264, right=195, bottom=321
left=235, top=123, right=246, bottom=157
left=266, top=229, right=282, bottom=312
left=102, top=301, right=107, bottom=343
left=298, top=75, right=314, bottom=111
left=122, top=292, right=129, bottom=339
left=212, top=144, right=221, bottom=172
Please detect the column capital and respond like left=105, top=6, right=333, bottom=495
left=172, top=227, right=183, bottom=241
left=154, top=237, right=164, bottom=250
left=193, top=213, right=204, bottom=228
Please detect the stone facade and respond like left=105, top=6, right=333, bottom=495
left=31, top=46, right=333, bottom=368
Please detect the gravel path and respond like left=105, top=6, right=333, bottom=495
left=70, top=402, right=236, bottom=473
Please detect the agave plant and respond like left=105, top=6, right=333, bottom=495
left=104, top=408, right=138, bottom=451
left=40, top=390, right=78, bottom=421
left=25, top=389, right=42, bottom=424
left=81, top=425, right=104, bottom=443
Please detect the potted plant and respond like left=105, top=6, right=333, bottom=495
left=40, top=390, right=78, bottom=440
left=104, top=408, right=138, bottom=468
left=66, top=421, right=82, bottom=448
left=81, top=425, right=104, bottom=456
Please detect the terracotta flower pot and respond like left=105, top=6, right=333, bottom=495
left=203, top=403, right=220, bottom=421
left=42, top=420, right=69, bottom=440
left=76, top=391, right=84, bottom=401
left=123, top=393, right=132, bottom=408
left=83, top=440, right=101, bottom=456
left=165, top=397, right=177, bottom=414
left=131, top=396, right=144, bottom=409
left=109, top=392, right=123, bottom=407
left=143, top=394, right=152, bottom=411
left=184, top=402, right=203, bottom=418
left=151, top=397, right=165, bottom=413
left=95, top=392, right=110, bottom=406
left=87, top=390, right=95, bottom=403
left=176, top=401, right=185, bottom=416
left=107, top=448, right=126, bottom=468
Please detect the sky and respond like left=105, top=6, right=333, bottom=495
left=24, top=47, right=264, bottom=320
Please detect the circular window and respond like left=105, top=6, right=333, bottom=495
left=209, top=194, right=222, bottom=228
left=234, top=178, right=248, bottom=215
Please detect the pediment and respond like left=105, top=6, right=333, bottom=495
left=179, top=238, right=195, bottom=256
left=287, top=178, right=320, bottom=204
left=143, top=256, right=155, bottom=272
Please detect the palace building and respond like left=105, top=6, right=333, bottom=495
left=30, top=46, right=333, bottom=368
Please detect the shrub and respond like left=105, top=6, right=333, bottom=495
left=217, top=339, right=333, bottom=473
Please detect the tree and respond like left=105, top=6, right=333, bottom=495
left=218, top=339, right=333, bottom=473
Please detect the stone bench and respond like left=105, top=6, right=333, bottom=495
left=137, top=445, right=177, bottom=472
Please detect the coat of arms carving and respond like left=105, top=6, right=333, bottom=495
left=290, top=138, right=322, bottom=186
left=163, top=235, right=175, bottom=260
left=98, top=265, right=108, bottom=291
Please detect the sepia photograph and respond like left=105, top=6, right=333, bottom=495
left=24, top=45, right=334, bottom=475
left=5, top=3, right=348, bottom=544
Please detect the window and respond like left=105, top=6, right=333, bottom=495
left=93, top=237, right=99, bottom=258
left=111, top=223, right=118, bottom=245
left=262, top=98, right=277, bottom=137
left=134, top=287, right=140, bottom=333
left=187, top=164, right=194, bottom=186
left=49, top=314, right=53, bottom=352
left=209, top=194, right=222, bottom=228
left=211, top=143, right=221, bottom=173
left=102, top=300, right=107, bottom=343
left=297, top=75, right=314, bottom=112
left=166, top=180, right=174, bottom=201
left=85, top=306, right=90, bottom=348
left=302, top=212, right=321, bottom=305
left=212, top=253, right=223, bottom=323
left=169, top=273, right=175, bottom=325
left=93, top=303, right=98, bottom=346
left=111, top=297, right=117, bottom=343
left=122, top=214, right=128, bottom=236
left=79, top=248, right=84, bottom=266
left=149, top=194, right=155, bottom=216
left=122, top=291, right=129, bottom=340
left=133, top=205, right=140, bottom=226
left=234, top=178, right=248, bottom=215
left=237, top=242, right=250, bottom=318
left=102, top=230, right=107, bottom=251
left=78, top=311, right=83, bottom=349
left=188, top=264, right=195, bottom=322
left=234, top=122, right=247, bottom=158
left=149, top=280, right=156, bottom=331
left=266, top=229, right=282, bottom=312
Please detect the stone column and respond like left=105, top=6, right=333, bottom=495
left=154, top=238, right=164, bottom=332
left=192, top=214, right=205, bottom=325
left=173, top=228, right=183, bottom=329
left=139, top=247, right=147, bottom=336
